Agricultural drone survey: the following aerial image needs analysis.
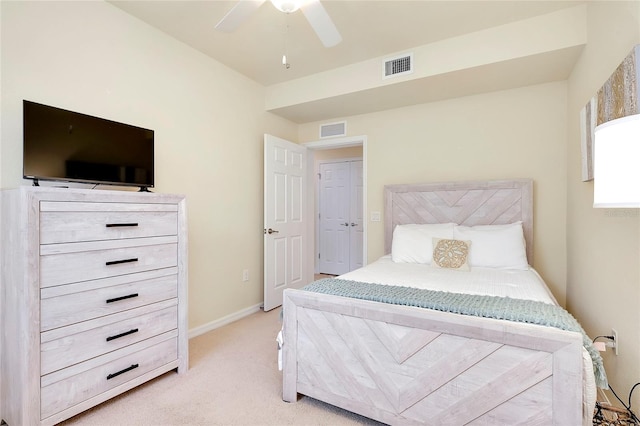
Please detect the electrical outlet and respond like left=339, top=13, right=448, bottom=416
left=612, top=328, right=619, bottom=355
left=242, top=269, right=249, bottom=282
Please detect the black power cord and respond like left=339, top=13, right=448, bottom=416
left=593, top=335, right=615, bottom=342
left=592, top=336, right=639, bottom=423
left=629, top=383, right=640, bottom=422
left=607, top=383, right=640, bottom=424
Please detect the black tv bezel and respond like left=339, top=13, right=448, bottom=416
left=22, top=100, right=155, bottom=190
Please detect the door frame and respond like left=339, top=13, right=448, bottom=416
left=303, top=135, right=368, bottom=276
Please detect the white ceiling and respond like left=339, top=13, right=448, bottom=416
left=109, top=0, right=586, bottom=122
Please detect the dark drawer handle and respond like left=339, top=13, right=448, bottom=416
left=106, top=293, right=139, bottom=304
left=105, top=258, right=138, bottom=266
left=106, top=328, right=139, bottom=342
left=106, top=223, right=139, bottom=228
left=106, top=363, right=139, bottom=380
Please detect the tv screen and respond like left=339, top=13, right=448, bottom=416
left=23, top=100, right=154, bottom=189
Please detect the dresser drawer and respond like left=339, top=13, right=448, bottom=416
left=41, top=334, right=177, bottom=420
left=40, top=206, right=178, bottom=244
left=41, top=303, right=177, bottom=375
left=41, top=269, right=178, bottom=331
left=40, top=237, right=177, bottom=288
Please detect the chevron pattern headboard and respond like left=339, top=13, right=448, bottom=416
left=384, top=179, right=534, bottom=264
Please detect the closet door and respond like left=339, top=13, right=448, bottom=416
left=318, top=162, right=350, bottom=275
left=318, top=160, right=363, bottom=275
left=349, top=160, right=364, bottom=271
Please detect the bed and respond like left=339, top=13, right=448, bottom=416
left=280, top=179, right=604, bottom=425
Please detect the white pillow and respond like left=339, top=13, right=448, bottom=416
left=453, top=222, right=528, bottom=270
left=391, top=223, right=455, bottom=264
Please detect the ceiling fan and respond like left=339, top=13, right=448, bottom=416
left=215, top=0, right=342, bottom=48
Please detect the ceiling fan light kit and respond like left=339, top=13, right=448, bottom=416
left=270, top=0, right=302, bottom=13
left=215, top=0, right=341, bottom=48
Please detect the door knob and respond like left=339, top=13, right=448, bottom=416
left=266, top=228, right=279, bottom=234
left=350, top=223, right=357, bottom=226
left=342, top=222, right=349, bottom=226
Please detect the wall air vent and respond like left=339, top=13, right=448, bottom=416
left=319, top=121, right=347, bottom=138
left=383, top=53, right=413, bottom=79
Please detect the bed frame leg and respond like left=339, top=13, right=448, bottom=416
left=283, top=380, right=298, bottom=403
left=281, top=291, right=299, bottom=403
left=282, top=393, right=298, bottom=403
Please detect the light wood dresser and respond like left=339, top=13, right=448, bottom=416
left=0, top=187, right=188, bottom=425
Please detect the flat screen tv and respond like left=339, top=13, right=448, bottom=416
left=23, top=100, right=154, bottom=190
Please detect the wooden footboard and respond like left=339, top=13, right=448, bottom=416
left=282, top=288, right=584, bottom=425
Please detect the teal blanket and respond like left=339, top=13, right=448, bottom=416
left=302, top=278, right=608, bottom=389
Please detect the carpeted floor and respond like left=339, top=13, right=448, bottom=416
left=59, top=308, right=383, bottom=426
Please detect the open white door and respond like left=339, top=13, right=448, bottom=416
left=264, top=134, right=307, bottom=311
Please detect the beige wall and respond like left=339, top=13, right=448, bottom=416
left=0, top=1, right=297, bottom=333
left=314, top=146, right=363, bottom=162
left=300, top=81, right=569, bottom=304
left=567, top=1, right=640, bottom=409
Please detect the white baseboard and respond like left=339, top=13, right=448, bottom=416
left=188, top=303, right=263, bottom=339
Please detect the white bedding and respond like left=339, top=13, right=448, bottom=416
left=336, top=256, right=597, bottom=425
left=339, top=255, right=558, bottom=304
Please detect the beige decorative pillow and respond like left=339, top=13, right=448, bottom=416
left=432, top=238, right=471, bottom=271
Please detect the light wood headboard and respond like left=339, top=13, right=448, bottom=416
left=384, top=179, right=534, bottom=264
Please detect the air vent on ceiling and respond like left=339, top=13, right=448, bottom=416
left=383, top=53, right=413, bottom=79
left=319, top=121, right=347, bottom=138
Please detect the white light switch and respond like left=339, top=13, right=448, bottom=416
left=370, top=211, right=381, bottom=222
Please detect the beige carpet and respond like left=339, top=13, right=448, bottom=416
left=60, top=308, right=383, bottom=426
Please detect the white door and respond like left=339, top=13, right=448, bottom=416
left=318, top=160, right=363, bottom=275
left=263, top=134, right=307, bottom=311
left=318, top=162, right=350, bottom=275
left=349, top=160, right=364, bottom=270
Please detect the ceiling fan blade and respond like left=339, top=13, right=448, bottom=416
left=300, top=0, right=342, bottom=48
left=215, top=0, right=266, bottom=32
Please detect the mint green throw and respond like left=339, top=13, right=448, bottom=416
left=302, top=278, right=608, bottom=389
